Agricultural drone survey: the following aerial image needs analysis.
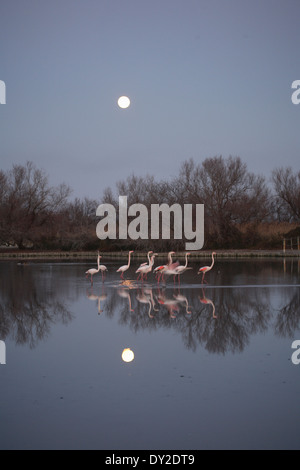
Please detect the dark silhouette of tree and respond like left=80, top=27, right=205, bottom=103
left=0, top=161, right=71, bottom=248
left=272, top=167, right=300, bottom=222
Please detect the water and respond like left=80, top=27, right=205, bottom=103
left=0, top=257, right=300, bottom=450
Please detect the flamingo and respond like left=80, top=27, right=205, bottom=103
left=197, top=251, right=216, bottom=283
left=174, top=252, right=192, bottom=283
left=161, top=258, right=180, bottom=284
left=154, top=251, right=176, bottom=283
left=99, top=255, right=108, bottom=282
left=138, top=251, right=153, bottom=269
left=136, top=253, right=157, bottom=281
left=85, top=252, right=101, bottom=284
left=117, top=250, right=134, bottom=279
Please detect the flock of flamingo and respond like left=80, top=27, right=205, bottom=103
left=85, top=250, right=216, bottom=285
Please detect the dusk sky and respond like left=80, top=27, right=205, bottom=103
left=1, top=0, right=299, bottom=201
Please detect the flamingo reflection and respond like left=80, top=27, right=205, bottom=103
left=86, top=286, right=107, bottom=314
left=156, top=288, right=180, bottom=318
left=173, top=289, right=192, bottom=314
left=136, top=287, right=158, bottom=318
left=199, top=288, right=217, bottom=318
left=117, top=286, right=134, bottom=312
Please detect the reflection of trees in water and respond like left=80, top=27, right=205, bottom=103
left=274, top=289, right=300, bottom=338
left=0, top=263, right=73, bottom=348
left=2, top=260, right=299, bottom=354
left=206, top=258, right=298, bottom=287
left=182, top=288, right=271, bottom=354
left=96, top=284, right=300, bottom=355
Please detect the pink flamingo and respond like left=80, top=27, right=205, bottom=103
left=197, top=252, right=216, bottom=283
left=117, top=250, right=134, bottom=279
left=161, top=255, right=181, bottom=284
left=136, top=250, right=153, bottom=279
left=99, top=255, right=108, bottom=282
left=154, top=251, right=176, bottom=283
left=85, top=252, right=101, bottom=285
left=136, top=253, right=157, bottom=281
left=174, top=252, right=192, bottom=283
left=138, top=251, right=153, bottom=270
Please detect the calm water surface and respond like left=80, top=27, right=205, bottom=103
left=0, top=257, right=300, bottom=450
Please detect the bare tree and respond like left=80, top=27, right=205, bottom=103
left=272, top=167, right=300, bottom=221
left=0, top=161, right=71, bottom=247
left=198, top=156, right=270, bottom=244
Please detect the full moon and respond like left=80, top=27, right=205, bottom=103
left=122, top=348, right=134, bottom=363
left=117, top=96, right=130, bottom=109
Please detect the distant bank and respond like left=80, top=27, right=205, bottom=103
left=0, top=249, right=299, bottom=260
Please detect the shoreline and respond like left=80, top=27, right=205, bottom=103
left=0, top=249, right=299, bottom=260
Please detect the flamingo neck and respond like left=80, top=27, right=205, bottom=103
left=210, top=253, right=215, bottom=269
left=184, top=253, right=189, bottom=268
left=168, top=252, right=173, bottom=265
left=127, top=252, right=132, bottom=267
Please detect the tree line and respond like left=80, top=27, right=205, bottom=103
left=0, top=157, right=299, bottom=251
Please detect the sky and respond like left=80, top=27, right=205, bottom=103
left=0, top=0, right=299, bottom=201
